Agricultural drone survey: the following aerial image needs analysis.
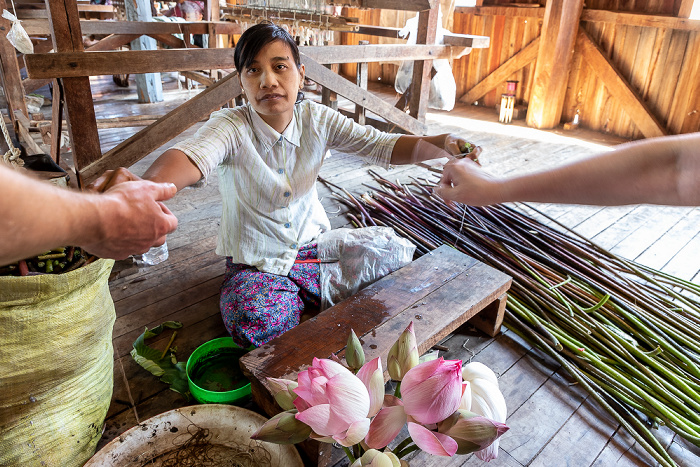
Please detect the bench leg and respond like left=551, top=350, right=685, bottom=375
left=469, top=293, right=507, bottom=337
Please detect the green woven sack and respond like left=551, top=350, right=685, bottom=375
left=0, top=259, right=115, bottom=466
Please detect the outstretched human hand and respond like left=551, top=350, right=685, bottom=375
left=79, top=180, right=179, bottom=260
left=434, top=158, right=502, bottom=207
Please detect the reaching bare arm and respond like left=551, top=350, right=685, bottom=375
left=436, top=133, right=700, bottom=207
left=0, top=164, right=178, bottom=266
left=390, top=133, right=475, bottom=165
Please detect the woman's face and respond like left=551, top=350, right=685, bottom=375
left=239, top=39, right=304, bottom=133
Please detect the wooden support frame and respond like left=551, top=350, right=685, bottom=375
left=0, top=0, right=28, bottom=133
left=24, top=45, right=473, bottom=79
left=458, top=36, right=539, bottom=104
left=576, top=29, right=666, bottom=138
left=408, top=7, right=439, bottom=122
left=456, top=6, right=700, bottom=32
left=46, top=0, right=101, bottom=186
left=526, top=0, right=585, bottom=129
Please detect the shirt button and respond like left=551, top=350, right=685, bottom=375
left=284, top=222, right=291, bottom=228
left=284, top=191, right=291, bottom=197
left=291, top=244, right=297, bottom=249
left=278, top=168, right=284, bottom=174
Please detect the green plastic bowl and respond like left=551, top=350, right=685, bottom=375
left=186, top=337, right=252, bottom=405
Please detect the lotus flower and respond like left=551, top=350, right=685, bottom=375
left=387, top=322, right=419, bottom=381
left=365, top=358, right=462, bottom=455
left=401, top=357, right=463, bottom=424
left=293, top=357, right=371, bottom=447
left=461, top=362, right=508, bottom=461
left=364, top=395, right=407, bottom=449
left=350, top=449, right=402, bottom=467
left=267, top=377, right=298, bottom=411
left=346, top=329, right=365, bottom=371
left=250, top=409, right=312, bottom=444
left=437, top=409, right=509, bottom=455
left=356, top=357, right=385, bottom=417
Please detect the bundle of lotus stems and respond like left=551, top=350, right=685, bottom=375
left=322, top=171, right=700, bottom=467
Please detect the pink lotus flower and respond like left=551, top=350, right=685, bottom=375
left=293, top=357, right=371, bottom=447
left=364, top=358, right=463, bottom=455
left=401, top=357, right=463, bottom=424
left=250, top=409, right=312, bottom=444
left=356, top=357, right=385, bottom=417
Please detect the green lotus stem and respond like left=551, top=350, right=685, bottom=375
left=506, top=312, right=677, bottom=467
left=393, top=436, right=414, bottom=456
left=396, top=443, right=420, bottom=459
left=343, top=446, right=355, bottom=464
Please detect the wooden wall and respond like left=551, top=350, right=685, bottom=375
left=339, top=1, right=700, bottom=139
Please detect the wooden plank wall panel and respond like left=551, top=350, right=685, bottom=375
left=346, top=5, right=698, bottom=139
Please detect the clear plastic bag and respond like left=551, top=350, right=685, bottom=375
left=395, top=11, right=456, bottom=111
left=2, top=10, right=34, bottom=55
left=317, top=227, right=416, bottom=309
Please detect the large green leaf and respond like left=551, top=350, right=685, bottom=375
left=130, top=321, right=191, bottom=401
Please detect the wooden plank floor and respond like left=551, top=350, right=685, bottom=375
left=72, top=74, right=700, bottom=466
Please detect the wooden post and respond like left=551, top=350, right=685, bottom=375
left=0, top=0, right=28, bottom=133
left=124, top=0, right=163, bottom=103
left=44, top=0, right=101, bottom=186
left=408, top=4, right=439, bottom=123
left=354, top=40, right=369, bottom=125
left=525, top=0, right=584, bottom=129
left=321, top=64, right=339, bottom=111
left=50, top=79, right=64, bottom=163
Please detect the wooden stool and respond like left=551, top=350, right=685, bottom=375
left=239, top=245, right=512, bottom=465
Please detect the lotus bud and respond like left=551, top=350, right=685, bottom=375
left=437, top=409, right=509, bottom=455
left=350, top=449, right=401, bottom=467
left=250, top=409, right=312, bottom=444
left=346, top=329, right=365, bottom=371
left=267, top=377, right=298, bottom=411
left=387, top=321, right=419, bottom=381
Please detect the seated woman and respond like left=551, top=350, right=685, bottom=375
left=91, top=22, right=475, bottom=348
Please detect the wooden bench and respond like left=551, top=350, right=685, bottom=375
left=239, top=244, right=512, bottom=465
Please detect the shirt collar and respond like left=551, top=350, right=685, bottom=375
left=248, top=104, right=302, bottom=150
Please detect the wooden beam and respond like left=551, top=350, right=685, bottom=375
left=355, top=24, right=490, bottom=51
left=179, top=70, right=215, bottom=87
left=526, top=0, right=584, bottom=129
left=455, top=6, right=545, bottom=18
left=361, top=0, right=432, bottom=12
left=301, top=55, right=426, bottom=135
left=85, top=34, right=140, bottom=52
left=455, top=6, right=700, bottom=31
left=409, top=7, right=439, bottom=123
left=581, top=9, right=700, bottom=31
left=0, top=0, right=28, bottom=123
left=675, top=0, right=695, bottom=18
left=80, top=72, right=242, bottom=184
left=24, top=45, right=473, bottom=79
left=458, top=36, right=539, bottom=105
left=303, top=44, right=481, bottom=63
left=147, top=34, right=192, bottom=49
left=45, top=0, right=101, bottom=184
left=576, top=29, right=666, bottom=138
left=22, top=19, right=242, bottom=36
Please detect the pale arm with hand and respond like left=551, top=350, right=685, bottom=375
left=0, top=164, right=179, bottom=266
left=435, top=133, right=700, bottom=207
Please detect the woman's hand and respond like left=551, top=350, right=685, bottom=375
left=444, top=134, right=482, bottom=165
left=87, top=167, right=143, bottom=193
left=434, top=158, right=502, bottom=207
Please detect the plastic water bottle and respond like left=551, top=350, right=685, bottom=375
left=141, top=241, right=169, bottom=266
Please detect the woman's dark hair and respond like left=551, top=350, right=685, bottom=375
left=234, top=21, right=302, bottom=73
